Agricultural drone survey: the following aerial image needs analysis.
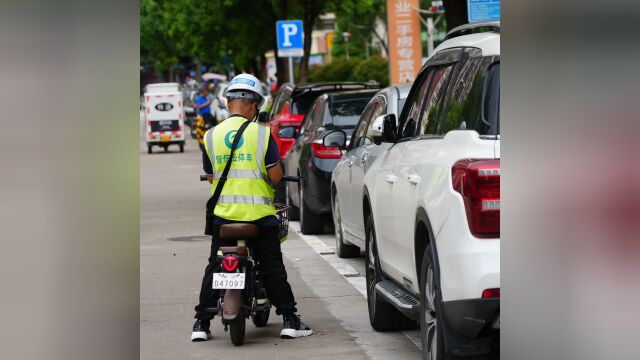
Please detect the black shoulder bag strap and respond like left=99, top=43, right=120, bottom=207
left=204, top=120, right=251, bottom=235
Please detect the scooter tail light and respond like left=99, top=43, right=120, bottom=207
left=221, top=256, right=239, bottom=272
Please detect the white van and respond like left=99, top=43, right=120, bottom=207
left=143, top=83, right=186, bottom=153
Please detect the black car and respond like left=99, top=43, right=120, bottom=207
left=279, top=89, right=378, bottom=234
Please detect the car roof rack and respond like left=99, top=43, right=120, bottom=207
left=292, top=81, right=380, bottom=95
left=443, top=21, right=500, bottom=42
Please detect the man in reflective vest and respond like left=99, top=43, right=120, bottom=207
left=192, top=74, right=313, bottom=341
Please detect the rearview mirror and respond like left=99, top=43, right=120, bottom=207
left=277, top=126, right=296, bottom=139
left=322, top=130, right=347, bottom=149
left=257, top=111, right=269, bottom=123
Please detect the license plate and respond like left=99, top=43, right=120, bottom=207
left=212, top=273, right=245, bottom=289
left=160, top=135, right=171, bottom=142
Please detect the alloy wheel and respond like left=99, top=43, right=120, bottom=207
left=366, top=223, right=378, bottom=315
left=333, top=196, right=343, bottom=247
left=425, top=264, right=438, bottom=360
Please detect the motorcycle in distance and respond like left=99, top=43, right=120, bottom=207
left=199, top=174, right=300, bottom=346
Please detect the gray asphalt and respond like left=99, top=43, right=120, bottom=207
left=140, top=114, right=422, bottom=359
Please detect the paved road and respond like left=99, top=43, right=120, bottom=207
left=140, top=116, right=422, bottom=360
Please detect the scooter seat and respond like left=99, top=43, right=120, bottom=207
left=219, top=223, right=260, bottom=241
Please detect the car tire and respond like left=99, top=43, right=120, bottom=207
left=179, top=144, right=185, bottom=153
left=285, top=181, right=299, bottom=221
left=420, top=244, right=445, bottom=360
left=147, top=145, right=152, bottom=154
left=299, top=184, right=323, bottom=235
left=365, top=213, right=415, bottom=331
left=333, top=192, right=359, bottom=258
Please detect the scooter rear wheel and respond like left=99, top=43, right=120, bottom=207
left=229, top=316, right=246, bottom=346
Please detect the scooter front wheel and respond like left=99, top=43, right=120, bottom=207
left=229, top=316, right=246, bottom=346
left=252, top=308, right=270, bottom=328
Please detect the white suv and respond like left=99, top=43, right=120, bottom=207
left=362, top=23, right=500, bottom=359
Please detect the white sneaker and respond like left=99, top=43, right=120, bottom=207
left=280, top=314, right=313, bottom=339
left=191, top=319, right=212, bottom=342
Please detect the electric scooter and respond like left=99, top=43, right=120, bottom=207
left=199, top=174, right=300, bottom=346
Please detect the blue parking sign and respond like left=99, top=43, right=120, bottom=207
left=467, top=0, right=500, bottom=23
left=276, top=20, right=304, bottom=57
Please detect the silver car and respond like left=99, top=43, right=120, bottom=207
left=330, top=85, right=411, bottom=258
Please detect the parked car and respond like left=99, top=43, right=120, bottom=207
left=269, top=82, right=380, bottom=203
left=268, top=82, right=380, bottom=159
left=280, top=89, right=379, bottom=234
left=327, top=22, right=501, bottom=359
left=330, top=84, right=411, bottom=258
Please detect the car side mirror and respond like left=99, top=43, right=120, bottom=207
left=257, top=111, right=269, bottom=123
left=322, top=130, right=347, bottom=149
left=277, top=126, right=296, bottom=139
left=368, top=115, right=387, bottom=145
left=381, top=114, right=397, bottom=143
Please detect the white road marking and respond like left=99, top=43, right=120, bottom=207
left=290, top=221, right=423, bottom=350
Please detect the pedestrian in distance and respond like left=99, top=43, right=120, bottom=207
left=195, top=86, right=216, bottom=152
left=192, top=73, right=313, bottom=342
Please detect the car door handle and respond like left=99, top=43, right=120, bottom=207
left=361, top=154, right=369, bottom=164
left=348, top=158, right=353, bottom=167
left=408, top=174, right=422, bottom=185
left=385, top=174, right=397, bottom=184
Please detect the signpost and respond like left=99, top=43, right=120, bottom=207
left=467, top=0, right=500, bottom=23
left=276, top=20, right=304, bottom=84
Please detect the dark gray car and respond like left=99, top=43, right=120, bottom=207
left=279, top=89, right=379, bottom=235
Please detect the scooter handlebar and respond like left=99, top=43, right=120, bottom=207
left=200, top=175, right=299, bottom=182
left=281, top=176, right=300, bottom=183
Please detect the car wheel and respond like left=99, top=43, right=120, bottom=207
left=285, top=181, right=299, bottom=221
left=365, top=213, right=415, bottom=331
left=420, top=244, right=445, bottom=360
left=299, top=183, right=323, bottom=235
left=333, top=192, right=359, bottom=258
left=179, top=144, right=185, bottom=153
left=147, top=145, right=152, bottom=154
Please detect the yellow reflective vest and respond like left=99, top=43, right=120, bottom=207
left=203, top=116, right=276, bottom=221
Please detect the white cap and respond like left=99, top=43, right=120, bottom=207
left=225, top=73, right=264, bottom=107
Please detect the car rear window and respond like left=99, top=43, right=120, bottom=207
left=325, top=96, right=371, bottom=127
left=483, top=63, right=500, bottom=134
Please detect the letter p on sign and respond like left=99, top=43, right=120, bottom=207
left=281, top=24, right=297, bottom=46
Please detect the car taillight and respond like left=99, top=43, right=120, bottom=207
left=178, top=124, right=183, bottom=131
left=452, top=159, right=500, bottom=238
left=311, top=143, right=342, bottom=159
left=482, top=288, right=500, bottom=299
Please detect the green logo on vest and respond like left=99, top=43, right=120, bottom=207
left=224, top=130, right=245, bottom=150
